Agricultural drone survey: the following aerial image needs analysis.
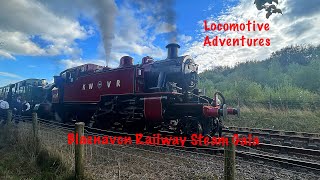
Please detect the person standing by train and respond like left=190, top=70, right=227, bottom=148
left=12, top=95, right=22, bottom=124
left=0, top=97, right=10, bottom=124
left=22, top=100, right=31, bottom=116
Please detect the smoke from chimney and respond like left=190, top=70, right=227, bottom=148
left=163, top=0, right=177, bottom=43
left=134, top=0, right=177, bottom=43
left=91, top=0, right=117, bottom=66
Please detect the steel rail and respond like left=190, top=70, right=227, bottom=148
left=236, top=150, right=320, bottom=171
left=223, top=127, right=320, bottom=145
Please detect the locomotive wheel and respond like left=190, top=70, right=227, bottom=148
left=195, top=121, right=203, bottom=135
left=145, top=121, right=158, bottom=134
left=211, top=118, right=223, bottom=137
left=88, top=118, right=96, bottom=129
left=180, top=118, right=203, bottom=135
left=126, top=121, right=145, bottom=133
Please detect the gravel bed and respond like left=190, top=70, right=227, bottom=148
left=15, top=121, right=320, bottom=179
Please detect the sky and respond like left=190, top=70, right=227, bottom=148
left=0, top=0, right=320, bottom=87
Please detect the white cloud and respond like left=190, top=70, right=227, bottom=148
left=108, top=2, right=167, bottom=61
left=0, top=72, right=23, bottom=79
left=185, top=0, right=320, bottom=72
left=0, top=31, right=45, bottom=58
left=50, top=0, right=168, bottom=70
left=155, top=22, right=177, bottom=35
left=179, top=34, right=193, bottom=44
left=0, top=0, right=172, bottom=68
left=0, top=79, right=22, bottom=87
left=60, top=59, right=106, bottom=69
left=113, top=35, right=165, bottom=58
left=0, top=49, right=15, bottom=60
left=59, top=50, right=137, bottom=70
left=38, top=0, right=167, bottom=67
left=0, top=0, right=89, bottom=59
left=0, top=72, right=24, bottom=86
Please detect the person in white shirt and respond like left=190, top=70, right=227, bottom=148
left=0, top=99, right=9, bottom=110
left=0, top=98, right=10, bottom=124
left=22, top=100, right=31, bottom=116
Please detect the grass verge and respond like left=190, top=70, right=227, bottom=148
left=0, top=124, right=74, bottom=180
left=226, top=106, right=320, bottom=133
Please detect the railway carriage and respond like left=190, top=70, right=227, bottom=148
left=0, top=79, right=47, bottom=105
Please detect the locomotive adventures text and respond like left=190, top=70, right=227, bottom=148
left=203, top=20, right=270, bottom=47
left=68, top=133, right=259, bottom=147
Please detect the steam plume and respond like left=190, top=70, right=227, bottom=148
left=91, top=0, right=117, bottom=66
left=134, top=0, right=177, bottom=43
left=163, top=0, right=177, bottom=43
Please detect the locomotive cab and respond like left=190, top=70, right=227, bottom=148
left=143, top=43, right=199, bottom=93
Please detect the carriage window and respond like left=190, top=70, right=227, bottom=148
left=61, top=72, right=66, bottom=79
left=66, top=72, right=74, bottom=83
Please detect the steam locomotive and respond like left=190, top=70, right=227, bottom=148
left=3, top=43, right=239, bottom=136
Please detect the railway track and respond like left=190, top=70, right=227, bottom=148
left=223, top=126, right=320, bottom=149
left=7, top=116, right=320, bottom=173
left=252, top=142, right=320, bottom=157
left=221, top=126, right=320, bottom=170
left=225, top=126, right=320, bottom=138
left=236, top=150, right=320, bottom=172
left=86, top=123, right=320, bottom=172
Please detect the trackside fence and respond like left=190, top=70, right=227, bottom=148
left=0, top=110, right=319, bottom=180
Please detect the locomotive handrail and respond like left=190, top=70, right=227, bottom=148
left=214, top=92, right=226, bottom=105
left=189, top=92, right=210, bottom=104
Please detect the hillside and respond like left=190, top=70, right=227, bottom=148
left=198, top=45, right=320, bottom=109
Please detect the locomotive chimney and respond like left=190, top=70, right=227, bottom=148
left=166, top=43, right=180, bottom=59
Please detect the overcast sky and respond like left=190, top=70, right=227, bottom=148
left=0, top=0, right=319, bottom=86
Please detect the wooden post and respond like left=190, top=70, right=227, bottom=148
left=237, top=97, right=240, bottom=107
left=269, top=94, right=272, bottom=110
left=75, top=122, right=85, bottom=180
left=7, top=110, right=12, bottom=125
left=3, top=110, right=13, bottom=141
left=32, top=113, right=38, bottom=138
left=224, top=136, right=235, bottom=180
left=32, top=112, right=39, bottom=152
